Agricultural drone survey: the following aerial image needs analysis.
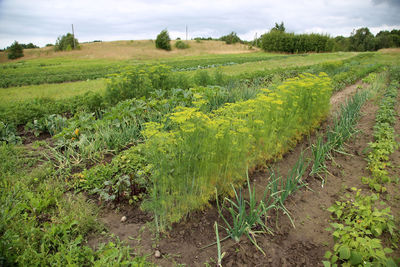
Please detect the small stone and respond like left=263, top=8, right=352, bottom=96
left=154, top=250, right=161, bottom=258
left=120, top=216, right=127, bottom=222
left=179, top=230, right=185, bottom=235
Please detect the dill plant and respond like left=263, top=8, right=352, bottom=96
left=142, top=73, right=332, bottom=231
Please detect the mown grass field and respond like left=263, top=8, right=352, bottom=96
left=1, top=41, right=399, bottom=266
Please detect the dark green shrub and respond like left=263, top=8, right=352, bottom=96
left=20, top=43, right=39, bottom=49
left=55, top=33, right=79, bottom=51
left=155, top=30, right=171, bottom=51
left=349, top=28, right=375, bottom=51
left=261, top=31, right=332, bottom=53
left=175, top=40, right=189, bottom=49
left=7, top=41, right=24, bottom=60
left=220, top=32, right=242, bottom=44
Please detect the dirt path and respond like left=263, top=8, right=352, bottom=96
left=89, top=81, right=390, bottom=266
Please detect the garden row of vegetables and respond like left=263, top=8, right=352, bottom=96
left=0, top=54, right=381, bottom=140
left=0, top=53, right=302, bottom=88
left=325, top=68, right=400, bottom=266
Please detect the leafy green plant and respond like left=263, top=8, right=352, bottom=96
left=74, top=144, right=150, bottom=203
left=0, top=121, right=21, bottom=144
left=362, top=81, right=399, bottom=192
left=324, top=188, right=398, bottom=267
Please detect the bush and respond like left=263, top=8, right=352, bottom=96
left=155, top=30, right=171, bottom=51
left=55, top=33, right=79, bottom=51
left=220, top=32, right=242, bottom=44
left=7, top=41, right=24, bottom=60
left=175, top=40, right=189, bottom=49
left=261, top=31, right=332, bottom=53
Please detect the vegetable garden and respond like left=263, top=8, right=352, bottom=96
left=0, top=46, right=399, bottom=266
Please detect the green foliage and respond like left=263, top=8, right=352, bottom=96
left=216, top=173, right=275, bottom=254
left=142, top=73, right=332, bottom=231
left=105, top=64, right=173, bottom=104
left=362, top=79, right=399, bottom=192
left=0, top=91, right=105, bottom=125
left=220, top=32, right=242, bottom=45
left=155, top=29, right=171, bottom=51
left=0, top=142, right=150, bottom=266
left=73, top=144, right=150, bottom=203
left=261, top=31, right=332, bottom=53
left=51, top=83, right=260, bottom=172
left=55, top=33, right=79, bottom=51
left=349, top=28, right=376, bottom=52
left=0, top=121, right=21, bottom=144
left=362, top=72, right=378, bottom=84
left=175, top=40, right=189, bottom=49
left=324, top=189, right=398, bottom=266
left=271, top=22, right=285, bottom=33
left=7, top=41, right=24, bottom=59
left=25, top=114, right=68, bottom=136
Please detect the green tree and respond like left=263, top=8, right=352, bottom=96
left=7, top=41, right=24, bottom=59
left=155, top=29, right=171, bottom=51
left=55, top=33, right=79, bottom=51
left=220, top=32, right=242, bottom=44
left=332, top=36, right=350, bottom=51
left=271, top=22, right=285, bottom=32
left=349, top=27, right=375, bottom=51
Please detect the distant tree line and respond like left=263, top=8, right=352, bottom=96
left=258, top=23, right=400, bottom=53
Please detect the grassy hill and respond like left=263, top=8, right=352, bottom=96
left=0, top=40, right=256, bottom=63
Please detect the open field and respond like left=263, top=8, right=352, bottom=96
left=1, top=41, right=400, bottom=266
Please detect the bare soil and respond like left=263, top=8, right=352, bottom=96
left=88, top=82, right=400, bottom=266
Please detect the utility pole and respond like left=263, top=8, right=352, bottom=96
left=72, top=24, right=76, bottom=49
left=186, top=25, right=188, bottom=41
left=254, top=32, right=258, bottom=47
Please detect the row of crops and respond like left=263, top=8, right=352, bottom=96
left=0, top=54, right=380, bottom=131
left=0, top=53, right=308, bottom=88
left=325, top=68, right=400, bottom=266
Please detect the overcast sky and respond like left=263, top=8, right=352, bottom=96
left=0, top=0, right=399, bottom=49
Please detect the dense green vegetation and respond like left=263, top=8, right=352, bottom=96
left=0, top=44, right=399, bottom=265
left=324, top=69, right=399, bottom=266
left=155, top=30, right=171, bottom=51
left=7, top=41, right=24, bottom=60
left=55, top=33, right=80, bottom=51
left=259, top=24, right=400, bottom=53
